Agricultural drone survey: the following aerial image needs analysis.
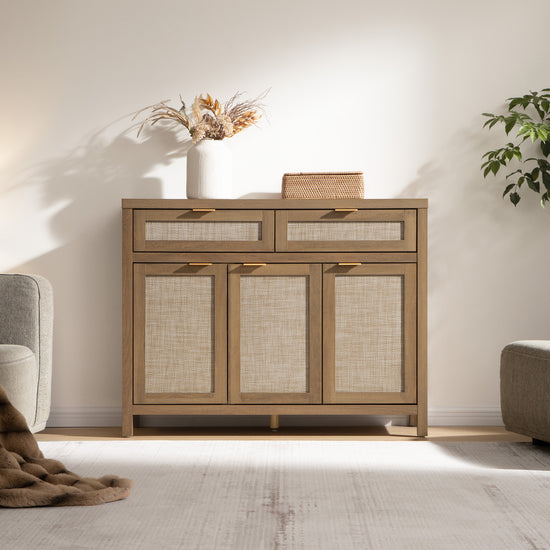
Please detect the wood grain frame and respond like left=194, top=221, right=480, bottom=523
left=228, top=263, right=322, bottom=404
left=276, top=209, right=416, bottom=252
left=122, top=208, right=134, bottom=436
left=134, top=209, right=275, bottom=252
left=133, top=263, right=227, bottom=405
left=415, top=208, right=428, bottom=436
left=323, top=263, right=417, bottom=404
left=123, top=198, right=428, bottom=210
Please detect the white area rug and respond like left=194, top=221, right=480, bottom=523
left=1, top=440, right=550, bottom=549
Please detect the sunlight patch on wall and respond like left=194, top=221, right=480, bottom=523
left=0, top=185, right=69, bottom=271
left=230, top=26, right=438, bottom=199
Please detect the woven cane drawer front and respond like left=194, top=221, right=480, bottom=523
left=276, top=209, right=416, bottom=252
left=133, top=264, right=227, bottom=404
left=134, top=209, right=274, bottom=252
left=228, top=264, right=322, bottom=404
left=323, top=264, right=417, bottom=403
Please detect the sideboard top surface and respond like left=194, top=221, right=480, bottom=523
left=122, top=198, right=428, bottom=209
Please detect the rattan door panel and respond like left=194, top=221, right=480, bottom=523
left=228, top=264, right=322, bottom=404
left=276, top=209, right=416, bottom=252
left=135, top=209, right=274, bottom=252
left=323, top=263, right=416, bottom=403
left=134, top=263, right=227, bottom=404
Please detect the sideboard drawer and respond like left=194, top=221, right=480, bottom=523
left=134, top=209, right=275, bottom=252
left=275, top=209, right=416, bottom=252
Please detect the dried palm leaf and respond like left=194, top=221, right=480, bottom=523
left=200, top=94, right=222, bottom=115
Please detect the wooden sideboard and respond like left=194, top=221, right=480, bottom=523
left=122, top=199, right=428, bottom=436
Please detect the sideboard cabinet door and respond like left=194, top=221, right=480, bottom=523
left=323, top=263, right=416, bottom=404
left=133, top=263, right=227, bottom=404
left=228, top=264, right=322, bottom=404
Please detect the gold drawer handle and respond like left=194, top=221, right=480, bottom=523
left=338, top=262, right=362, bottom=266
left=188, top=262, right=212, bottom=266
left=243, top=263, right=267, bottom=267
left=334, top=208, right=358, bottom=212
left=192, top=208, right=216, bottom=212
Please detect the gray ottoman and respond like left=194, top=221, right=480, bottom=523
left=500, top=340, right=550, bottom=444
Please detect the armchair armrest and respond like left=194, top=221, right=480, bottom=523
left=0, top=274, right=53, bottom=428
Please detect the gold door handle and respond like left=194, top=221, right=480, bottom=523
left=243, top=263, right=267, bottom=267
left=188, top=262, right=212, bottom=266
left=192, top=208, right=216, bottom=212
left=338, top=262, right=362, bottom=266
left=334, top=208, right=358, bottom=212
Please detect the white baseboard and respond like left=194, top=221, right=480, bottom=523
left=428, top=407, right=503, bottom=427
left=48, top=406, right=122, bottom=428
left=46, top=406, right=504, bottom=428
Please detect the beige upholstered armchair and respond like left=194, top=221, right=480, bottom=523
left=0, top=274, right=53, bottom=432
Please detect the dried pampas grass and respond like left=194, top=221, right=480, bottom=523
left=134, top=90, right=268, bottom=143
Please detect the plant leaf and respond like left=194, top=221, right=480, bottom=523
left=505, top=118, right=516, bottom=134
left=503, top=183, right=515, bottom=197
left=527, top=178, right=540, bottom=193
left=510, top=192, right=521, bottom=206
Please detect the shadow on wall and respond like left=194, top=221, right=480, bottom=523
left=398, top=115, right=550, bottom=408
left=10, top=121, right=191, bottom=407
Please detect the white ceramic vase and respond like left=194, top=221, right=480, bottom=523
left=186, top=139, right=232, bottom=199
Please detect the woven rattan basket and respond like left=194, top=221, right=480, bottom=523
left=281, top=172, right=364, bottom=199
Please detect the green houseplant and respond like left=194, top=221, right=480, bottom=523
left=481, top=89, right=550, bottom=207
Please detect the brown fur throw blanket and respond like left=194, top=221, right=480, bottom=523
left=0, top=385, right=131, bottom=507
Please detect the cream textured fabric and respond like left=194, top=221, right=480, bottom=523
left=145, top=276, right=214, bottom=394
left=335, top=275, right=404, bottom=393
left=145, top=221, right=261, bottom=241
left=287, top=221, right=402, bottom=241
left=240, top=276, right=308, bottom=393
left=0, top=274, right=53, bottom=433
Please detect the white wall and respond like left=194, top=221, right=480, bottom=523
left=1, top=0, right=549, bottom=427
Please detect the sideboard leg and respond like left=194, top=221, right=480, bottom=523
left=416, top=410, right=428, bottom=437
left=269, top=415, right=279, bottom=431
left=122, top=413, right=134, bottom=438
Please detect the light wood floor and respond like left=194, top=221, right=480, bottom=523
left=35, top=426, right=532, bottom=442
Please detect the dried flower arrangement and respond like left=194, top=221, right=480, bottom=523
left=135, top=91, right=266, bottom=143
